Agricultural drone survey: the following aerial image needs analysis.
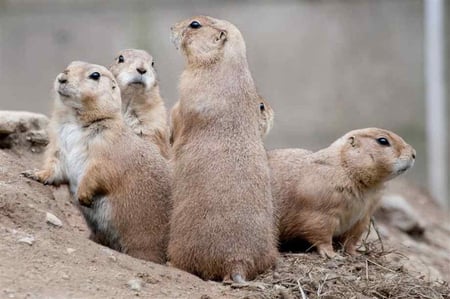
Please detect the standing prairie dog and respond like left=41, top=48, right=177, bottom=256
left=24, top=61, right=171, bottom=263
left=168, top=16, right=278, bottom=282
left=170, top=96, right=273, bottom=143
left=268, top=128, right=416, bottom=257
left=110, top=49, right=170, bottom=159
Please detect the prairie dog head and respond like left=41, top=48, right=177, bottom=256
left=259, top=99, right=274, bottom=138
left=333, top=128, right=416, bottom=185
left=110, top=49, right=157, bottom=92
left=170, top=16, right=246, bottom=65
left=54, top=61, right=121, bottom=120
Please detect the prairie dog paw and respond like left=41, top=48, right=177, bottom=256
left=22, top=169, right=54, bottom=185
left=344, top=245, right=359, bottom=256
left=318, top=245, right=337, bottom=259
left=77, top=190, right=93, bottom=207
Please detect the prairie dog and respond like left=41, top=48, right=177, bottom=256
left=110, top=49, right=170, bottom=159
left=25, top=61, right=171, bottom=263
left=268, top=128, right=416, bottom=257
left=168, top=16, right=278, bottom=282
left=170, top=96, right=273, bottom=143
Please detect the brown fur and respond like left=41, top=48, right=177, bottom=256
left=168, top=16, right=278, bottom=281
left=25, top=61, right=171, bottom=263
left=110, top=49, right=170, bottom=159
left=268, top=128, right=416, bottom=257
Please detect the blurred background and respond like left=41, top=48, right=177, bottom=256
left=0, top=0, right=448, bottom=207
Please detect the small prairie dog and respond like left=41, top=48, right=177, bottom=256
left=268, top=128, right=416, bottom=257
left=25, top=61, right=171, bottom=263
left=110, top=49, right=170, bottom=159
left=168, top=16, right=278, bottom=282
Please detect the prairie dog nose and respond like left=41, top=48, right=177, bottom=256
left=57, top=74, right=68, bottom=84
left=137, top=67, right=147, bottom=75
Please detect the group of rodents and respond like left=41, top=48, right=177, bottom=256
left=23, top=16, right=416, bottom=283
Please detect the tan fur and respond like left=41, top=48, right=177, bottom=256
left=268, top=128, right=416, bottom=257
left=168, top=100, right=182, bottom=146
left=26, top=61, right=171, bottom=263
left=110, top=49, right=170, bottom=159
left=168, top=16, right=278, bottom=281
left=170, top=97, right=272, bottom=144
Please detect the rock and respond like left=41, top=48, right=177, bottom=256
left=0, top=111, right=48, bottom=133
left=66, top=248, right=76, bottom=254
left=46, top=212, right=63, bottom=227
left=127, top=279, right=143, bottom=292
left=101, top=248, right=117, bottom=262
left=0, top=110, right=49, bottom=151
left=17, top=236, right=35, bottom=246
left=376, top=194, right=425, bottom=236
left=25, top=130, right=48, bottom=145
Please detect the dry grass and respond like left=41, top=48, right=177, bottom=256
left=238, top=238, right=450, bottom=299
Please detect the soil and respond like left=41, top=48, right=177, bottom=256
left=0, top=112, right=449, bottom=299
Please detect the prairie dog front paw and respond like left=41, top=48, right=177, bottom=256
left=22, top=169, right=55, bottom=185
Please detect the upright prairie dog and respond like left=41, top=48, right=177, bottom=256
left=24, top=61, right=171, bottom=263
left=110, top=49, right=170, bottom=159
left=268, top=128, right=416, bottom=257
left=168, top=16, right=278, bottom=282
left=170, top=96, right=273, bottom=143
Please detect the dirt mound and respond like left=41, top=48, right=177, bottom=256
left=0, top=111, right=449, bottom=299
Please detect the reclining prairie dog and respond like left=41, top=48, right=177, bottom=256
left=268, top=128, right=416, bottom=257
left=168, top=16, right=278, bottom=282
left=24, top=61, right=171, bottom=263
left=110, top=49, right=170, bottom=159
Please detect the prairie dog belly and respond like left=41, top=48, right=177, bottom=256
left=334, top=197, right=369, bottom=236
left=80, top=196, right=119, bottom=249
left=57, top=122, right=88, bottom=195
left=57, top=123, right=117, bottom=246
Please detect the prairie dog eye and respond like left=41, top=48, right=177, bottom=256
left=118, top=55, right=125, bottom=63
left=89, top=72, right=101, bottom=81
left=259, top=102, right=265, bottom=112
left=189, top=21, right=201, bottom=29
left=376, top=137, right=390, bottom=146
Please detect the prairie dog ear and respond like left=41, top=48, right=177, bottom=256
left=348, top=136, right=357, bottom=147
left=215, top=30, right=227, bottom=43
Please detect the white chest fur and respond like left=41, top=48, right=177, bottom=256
left=57, top=122, right=88, bottom=194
